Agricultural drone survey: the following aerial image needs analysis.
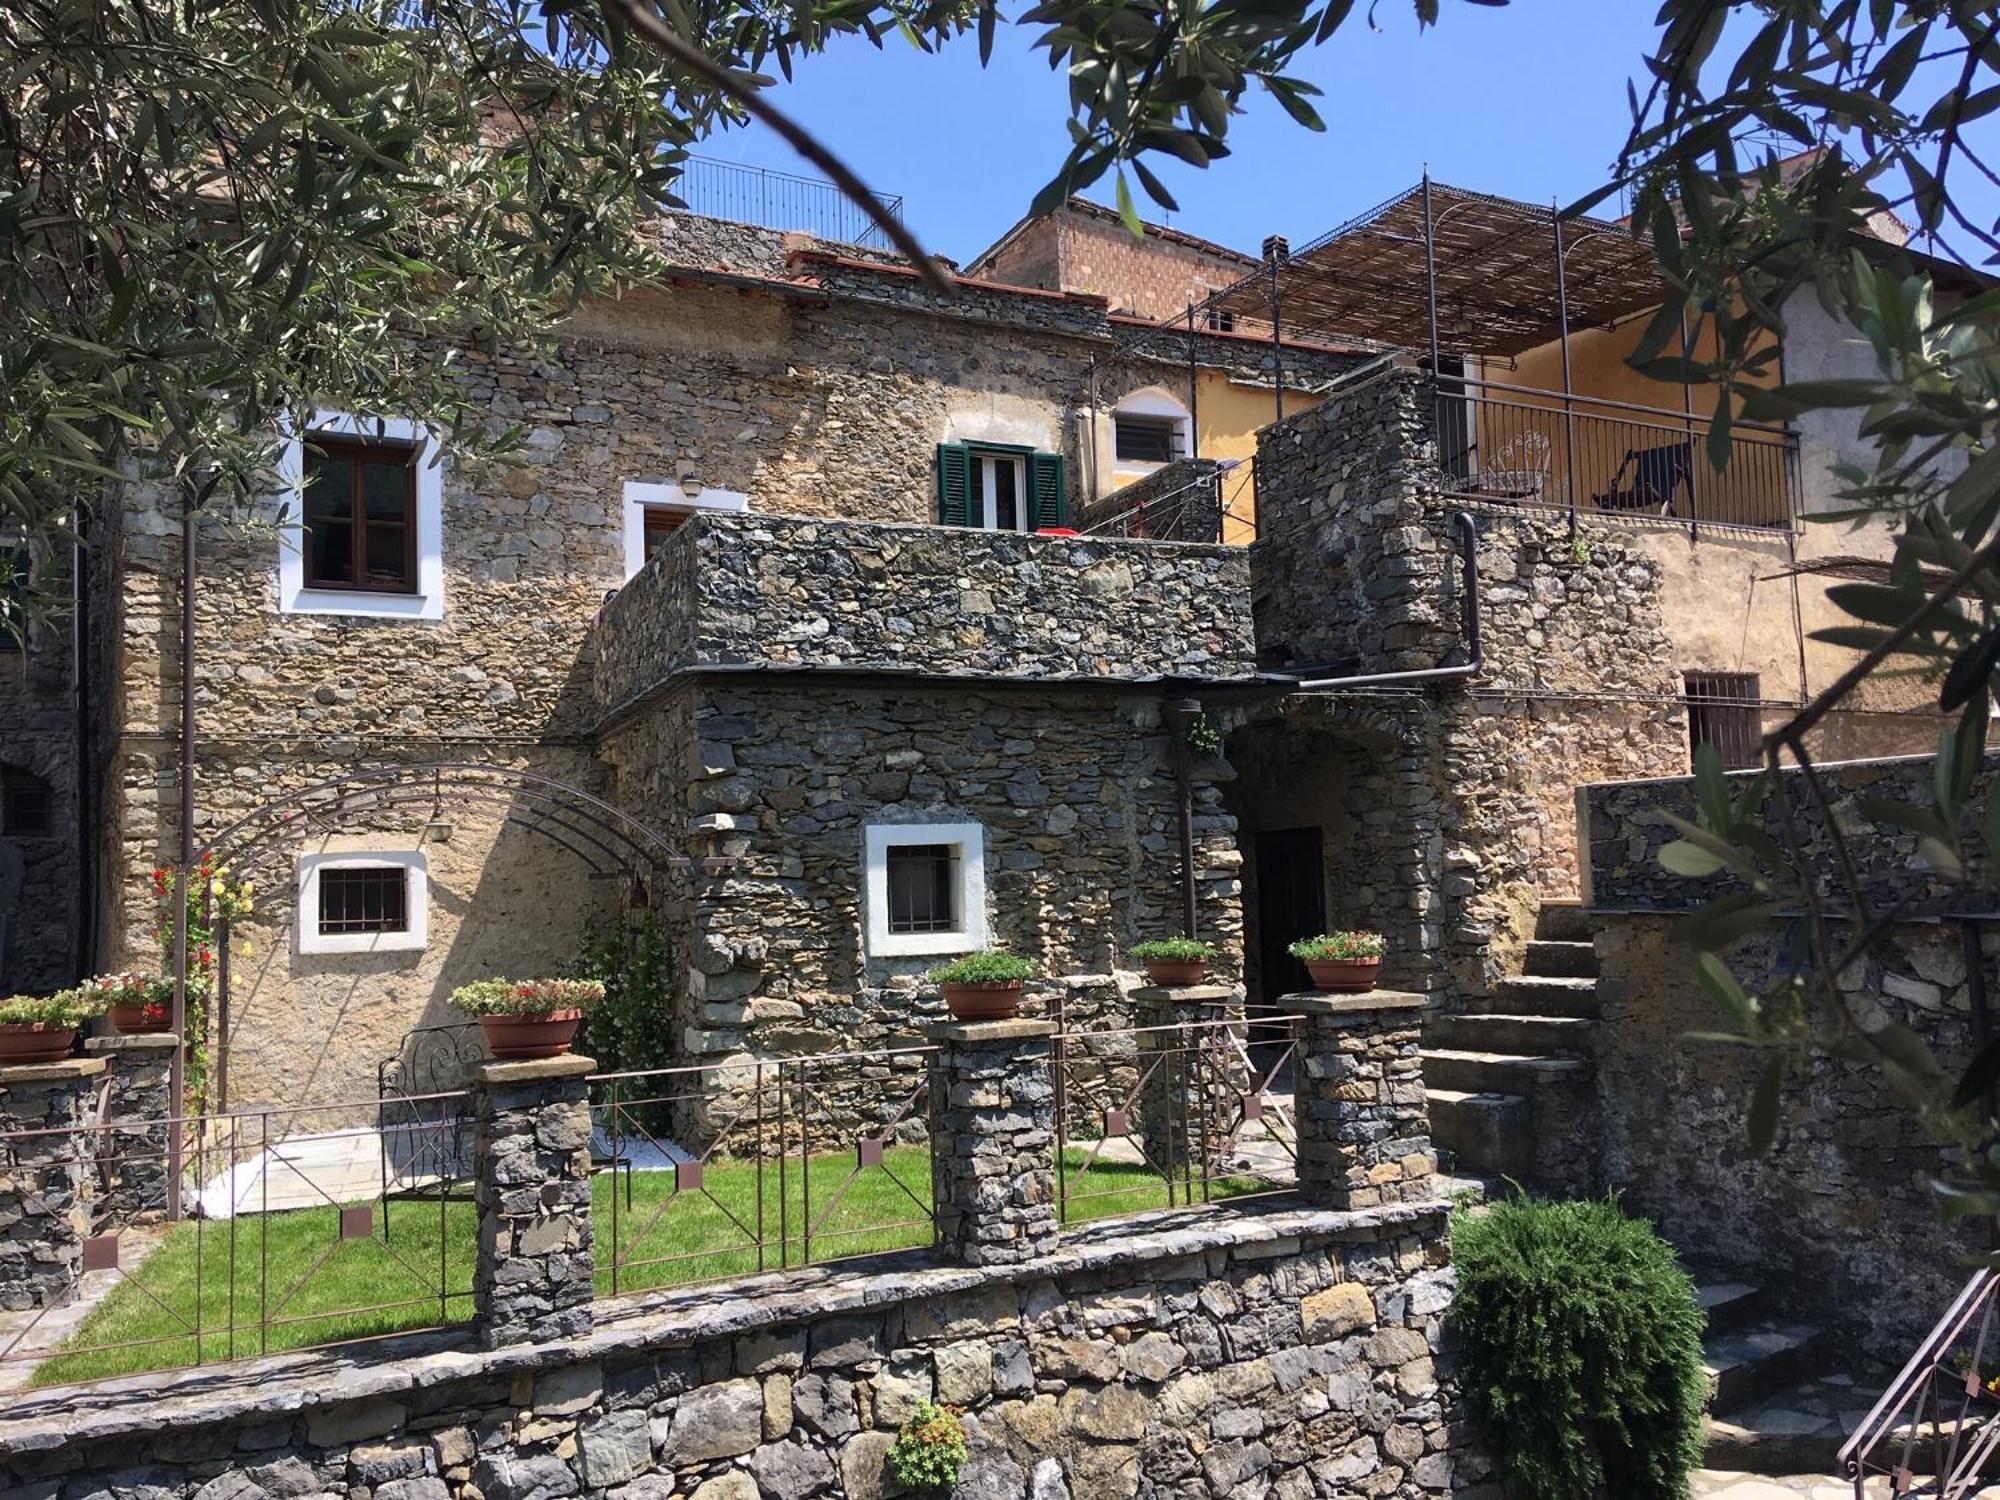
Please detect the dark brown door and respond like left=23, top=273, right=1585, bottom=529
left=1253, top=827, right=1325, bottom=1008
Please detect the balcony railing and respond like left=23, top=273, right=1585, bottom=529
left=674, top=156, right=904, bottom=249
left=1434, top=378, right=1801, bottom=532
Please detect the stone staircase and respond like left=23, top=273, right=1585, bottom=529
left=1425, top=899, right=1599, bottom=1185
left=1694, top=1272, right=1861, bottom=1474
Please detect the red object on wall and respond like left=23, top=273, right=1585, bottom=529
left=1034, top=526, right=1081, bottom=537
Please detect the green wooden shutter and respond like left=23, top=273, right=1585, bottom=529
left=936, top=443, right=972, bottom=526
left=1028, top=451, right=1068, bottom=528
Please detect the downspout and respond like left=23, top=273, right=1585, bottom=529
left=1285, top=510, right=1484, bottom=693
left=70, top=513, right=93, bottom=982
left=1162, top=697, right=1202, bottom=939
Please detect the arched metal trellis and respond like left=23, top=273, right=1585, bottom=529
left=160, top=763, right=692, bottom=1217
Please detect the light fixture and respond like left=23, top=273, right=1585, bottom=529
left=677, top=468, right=702, bottom=499
left=424, top=820, right=452, bottom=844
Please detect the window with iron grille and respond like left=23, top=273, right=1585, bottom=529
left=318, top=866, right=409, bottom=935
left=1685, top=671, right=1762, bottom=771
left=1114, top=413, right=1183, bottom=465
left=886, top=843, right=958, bottom=934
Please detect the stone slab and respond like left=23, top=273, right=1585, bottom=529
left=84, top=1034, right=182, bottom=1055
left=1275, top=990, right=1427, bottom=1016
left=1129, top=986, right=1237, bottom=1003
left=0, top=1057, right=107, bottom=1084
left=925, top=1020, right=1059, bottom=1043
left=473, top=1055, right=597, bottom=1085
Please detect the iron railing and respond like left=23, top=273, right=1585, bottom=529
left=674, top=156, right=904, bottom=249
left=1053, top=1015, right=1300, bottom=1224
left=1841, top=1266, right=2000, bottom=1497
left=1079, top=469, right=1228, bottom=544
left=1435, top=377, right=1800, bottom=532
left=588, top=1044, right=939, bottom=1301
left=0, top=1091, right=477, bottom=1392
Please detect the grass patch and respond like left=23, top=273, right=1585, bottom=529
left=38, top=1144, right=1283, bottom=1385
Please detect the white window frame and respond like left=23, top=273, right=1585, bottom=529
left=1111, top=389, right=1193, bottom=475
left=863, top=822, right=989, bottom=958
left=622, top=481, right=751, bottom=580
left=297, top=851, right=429, bottom=955
left=277, top=411, right=445, bottom=620
left=973, top=454, right=1031, bottom=533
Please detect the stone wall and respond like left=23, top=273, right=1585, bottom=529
left=0, top=1199, right=1467, bottom=1500
left=1582, top=754, right=1996, bottom=1356
left=1073, top=458, right=1227, bottom=542
left=592, top=513, right=1256, bottom=726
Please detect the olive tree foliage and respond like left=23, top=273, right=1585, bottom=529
left=1607, top=2, right=2000, bottom=1202
left=0, top=0, right=1493, bottom=643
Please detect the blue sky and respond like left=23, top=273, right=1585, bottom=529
left=697, top=2, right=2000, bottom=273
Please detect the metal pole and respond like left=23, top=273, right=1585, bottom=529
left=1679, top=306, right=1700, bottom=538
left=169, top=487, right=196, bottom=1220
left=1552, top=203, right=1580, bottom=536
left=1186, top=303, right=1201, bottom=459
left=1422, top=169, right=1442, bottom=375
left=1264, top=239, right=1287, bottom=424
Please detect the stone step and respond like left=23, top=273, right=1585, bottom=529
left=1694, top=1278, right=1765, bottom=1337
left=1428, top=1088, right=1532, bottom=1180
left=1524, top=939, right=1597, bottom=979
left=1700, top=1366, right=1904, bottom=1475
left=1428, top=1013, right=1596, bottom=1058
left=1535, top=899, right=1592, bottom=943
left=1420, top=1049, right=1590, bottom=1096
left=1705, top=1320, right=1840, bottom=1415
left=1478, top=974, right=1602, bottom=1019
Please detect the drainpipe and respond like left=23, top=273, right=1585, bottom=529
left=1283, top=510, right=1484, bottom=693
left=1161, top=697, right=1202, bottom=939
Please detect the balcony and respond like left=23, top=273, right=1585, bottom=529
left=592, top=511, right=1255, bottom=725
left=673, top=156, right=905, bottom=250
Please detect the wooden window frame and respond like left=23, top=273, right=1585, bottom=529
left=302, top=434, right=419, bottom=595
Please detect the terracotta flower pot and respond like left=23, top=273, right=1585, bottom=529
left=110, top=1001, right=173, bottom=1035
left=942, top=982, right=1024, bottom=1022
left=0, top=1023, right=78, bottom=1064
left=1304, top=957, right=1382, bottom=993
left=1143, top=959, right=1211, bottom=988
left=478, top=1008, right=583, bottom=1060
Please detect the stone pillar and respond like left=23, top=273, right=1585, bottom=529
left=1282, top=991, right=1436, bottom=1210
left=1136, top=985, right=1251, bottom=1183
left=0, top=1058, right=106, bottom=1310
left=928, top=1020, right=1059, bottom=1266
left=83, top=1034, right=178, bottom=1223
left=471, top=1054, right=596, bottom=1349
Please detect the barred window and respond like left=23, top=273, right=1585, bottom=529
left=318, top=866, right=409, bottom=935
left=1685, top=671, right=1762, bottom=771
left=886, top=844, right=958, bottom=935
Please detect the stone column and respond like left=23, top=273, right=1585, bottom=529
left=0, top=1057, right=106, bottom=1310
left=928, top=1020, right=1059, bottom=1266
left=471, top=1054, right=596, bottom=1349
left=83, top=1034, right=178, bottom=1224
left=1136, top=984, right=1251, bottom=1183
left=1281, top=991, right=1435, bottom=1210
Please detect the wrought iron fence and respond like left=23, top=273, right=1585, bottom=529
left=1841, top=1266, right=2000, bottom=1497
left=1436, top=378, right=1800, bottom=532
left=1053, top=1015, right=1300, bottom=1225
left=673, top=156, right=904, bottom=249
left=0, top=1090, right=477, bottom=1393
left=588, top=1043, right=939, bottom=1301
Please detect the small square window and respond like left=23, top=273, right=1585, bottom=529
left=1685, top=671, right=1762, bottom=771
left=1114, top=413, right=1182, bottom=466
left=318, top=867, right=409, bottom=936
left=1, top=767, right=52, bottom=838
left=864, top=823, right=987, bottom=958
left=886, top=844, right=958, bottom=934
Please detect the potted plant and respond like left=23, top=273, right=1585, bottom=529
left=451, top=977, right=606, bottom=1060
left=0, top=988, right=104, bottom=1064
left=1289, top=931, right=1386, bottom=992
left=929, top=951, right=1033, bottom=1022
left=887, top=1401, right=968, bottom=1494
left=78, top=972, right=183, bottom=1035
left=1130, top=936, right=1216, bottom=987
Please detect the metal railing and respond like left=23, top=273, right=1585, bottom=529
left=1, top=1091, right=477, bottom=1392
left=1841, top=1266, right=2000, bottom=1496
left=1079, top=468, right=1228, bottom=544
left=1053, top=1015, right=1300, bottom=1225
left=588, top=1044, right=939, bottom=1301
left=1435, top=377, right=1800, bottom=532
left=674, top=156, right=905, bottom=249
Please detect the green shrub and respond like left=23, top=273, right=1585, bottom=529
left=1130, top=937, right=1215, bottom=962
left=929, top=950, right=1033, bottom=985
left=1287, top=930, right=1384, bottom=960
left=1451, top=1194, right=1707, bottom=1500
left=886, top=1402, right=967, bottom=1492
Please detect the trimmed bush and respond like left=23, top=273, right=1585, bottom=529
left=928, top=950, right=1033, bottom=985
left=1130, top=937, right=1216, bottom=962
left=1451, top=1194, right=1707, bottom=1500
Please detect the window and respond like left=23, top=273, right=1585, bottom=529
left=302, top=434, right=417, bottom=593
left=1685, top=671, right=1762, bottom=771
left=1205, top=309, right=1236, bottom=334
left=620, top=481, right=751, bottom=580
left=935, top=445, right=1066, bottom=532
left=297, top=851, right=429, bottom=955
left=1114, top=413, right=1183, bottom=466
left=318, top=867, right=408, bottom=935
left=644, top=507, right=695, bottom=555
left=886, top=844, right=958, bottom=934
left=0, top=766, right=52, bottom=837
left=864, top=823, right=987, bottom=958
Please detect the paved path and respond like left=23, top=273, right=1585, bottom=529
left=1696, top=1471, right=2000, bottom=1498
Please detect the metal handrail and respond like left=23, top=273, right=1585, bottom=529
left=1461, top=374, right=1799, bottom=440
left=1841, top=1266, right=2000, bottom=1497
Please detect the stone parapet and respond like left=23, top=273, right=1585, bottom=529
left=1280, top=990, right=1434, bottom=1210
left=928, top=1019, right=1060, bottom=1266
left=0, top=1057, right=105, bottom=1310
left=83, top=1034, right=178, bottom=1224
left=472, top=1054, right=596, bottom=1349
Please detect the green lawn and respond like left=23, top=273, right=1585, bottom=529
left=36, top=1145, right=1276, bottom=1386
